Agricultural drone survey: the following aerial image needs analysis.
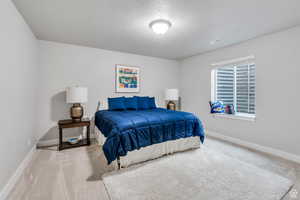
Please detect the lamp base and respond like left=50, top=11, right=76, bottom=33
left=167, top=101, right=176, bottom=111
left=70, top=103, right=83, bottom=122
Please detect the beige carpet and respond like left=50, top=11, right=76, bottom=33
left=103, top=148, right=293, bottom=200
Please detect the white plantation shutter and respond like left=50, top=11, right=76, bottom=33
left=214, top=58, right=256, bottom=115
left=235, top=63, right=256, bottom=114
left=216, top=67, right=234, bottom=106
left=249, top=64, right=256, bottom=114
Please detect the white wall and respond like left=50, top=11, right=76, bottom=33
left=180, top=26, right=300, bottom=157
left=0, top=0, right=38, bottom=192
left=2, top=1, right=299, bottom=192
left=37, top=41, right=180, bottom=141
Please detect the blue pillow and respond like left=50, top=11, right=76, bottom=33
left=135, top=96, right=150, bottom=110
left=148, top=97, right=157, bottom=109
left=210, top=101, right=225, bottom=113
left=124, top=97, right=138, bottom=110
left=108, top=97, right=126, bottom=111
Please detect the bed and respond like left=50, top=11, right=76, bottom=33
left=94, top=102, right=205, bottom=169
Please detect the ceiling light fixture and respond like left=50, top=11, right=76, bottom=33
left=149, top=19, right=172, bottom=35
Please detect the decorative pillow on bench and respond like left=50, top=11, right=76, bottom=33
left=209, top=101, right=225, bottom=113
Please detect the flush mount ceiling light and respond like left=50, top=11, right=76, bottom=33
left=149, top=19, right=172, bottom=35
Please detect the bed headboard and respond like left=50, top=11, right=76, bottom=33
left=97, top=99, right=109, bottom=111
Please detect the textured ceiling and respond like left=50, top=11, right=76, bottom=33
left=12, top=0, right=300, bottom=59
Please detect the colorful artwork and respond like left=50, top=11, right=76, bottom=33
left=115, top=65, right=140, bottom=93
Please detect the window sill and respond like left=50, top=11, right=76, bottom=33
left=211, top=113, right=256, bottom=122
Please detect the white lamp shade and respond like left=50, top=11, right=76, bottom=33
left=66, top=86, right=88, bottom=103
left=165, top=89, right=179, bottom=101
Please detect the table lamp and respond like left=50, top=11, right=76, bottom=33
left=165, top=89, right=179, bottom=110
left=66, top=86, right=88, bottom=122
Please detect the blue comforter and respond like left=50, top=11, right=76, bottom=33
left=95, top=108, right=205, bottom=164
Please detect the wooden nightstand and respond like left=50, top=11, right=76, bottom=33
left=58, top=118, right=90, bottom=151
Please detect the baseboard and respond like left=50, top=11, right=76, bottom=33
left=0, top=146, right=36, bottom=200
left=207, top=130, right=300, bottom=164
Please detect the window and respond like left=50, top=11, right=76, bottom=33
left=211, top=56, right=256, bottom=116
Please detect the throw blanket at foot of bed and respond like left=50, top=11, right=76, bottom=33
left=95, top=108, right=205, bottom=164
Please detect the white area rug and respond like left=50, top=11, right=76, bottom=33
left=102, top=148, right=293, bottom=200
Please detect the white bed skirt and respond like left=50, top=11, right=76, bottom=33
left=95, top=127, right=201, bottom=169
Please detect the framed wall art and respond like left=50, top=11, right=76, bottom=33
left=115, top=64, right=140, bottom=93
